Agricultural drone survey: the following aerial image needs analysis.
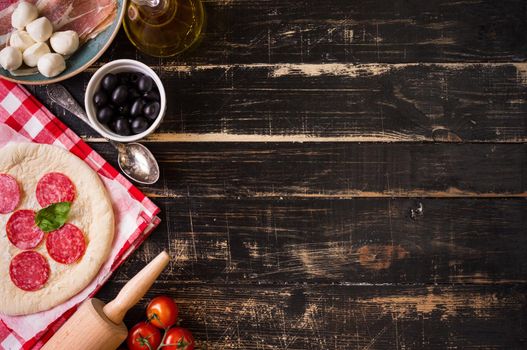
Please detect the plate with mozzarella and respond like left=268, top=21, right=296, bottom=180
left=0, top=0, right=125, bottom=85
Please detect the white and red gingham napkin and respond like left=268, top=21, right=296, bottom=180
left=0, top=80, right=161, bottom=350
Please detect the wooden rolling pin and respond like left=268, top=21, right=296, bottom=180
left=42, top=251, right=170, bottom=350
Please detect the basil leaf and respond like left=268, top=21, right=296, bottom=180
left=35, top=202, right=71, bottom=232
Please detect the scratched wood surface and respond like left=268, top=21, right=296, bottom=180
left=35, top=62, right=527, bottom=142
left=32, top=0, right=527, bottom=348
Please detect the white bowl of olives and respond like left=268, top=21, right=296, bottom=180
left=85, top=59, right=166, bottom=142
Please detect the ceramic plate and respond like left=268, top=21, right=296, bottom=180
left=0, top=0, right=125, bottom=85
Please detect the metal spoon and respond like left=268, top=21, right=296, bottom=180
left=46, top=84, right=160, bottom=185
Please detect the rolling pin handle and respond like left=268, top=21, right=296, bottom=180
left=103, top=251, right=170, bottom=325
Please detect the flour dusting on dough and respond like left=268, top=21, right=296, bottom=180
left=0, top=143, right=114, bottom=316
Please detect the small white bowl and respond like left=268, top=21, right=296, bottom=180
left=85, top=59, right=166, bottom=142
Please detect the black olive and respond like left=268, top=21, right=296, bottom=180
left=93, top=91, right=109, bottom=108
left=131, top=116, right=149, bottom=134
left=109, top=120, right=117, bottom=132
left=137, top=75, right=153, bottom=93
left=101, top=73, right=119, bottom=92
left=129, top=72, right=142, bottom=84
left=143, top=101, right=160, bottom=120
left=128, top=88, right=140, bottom=100
left=143, top=90, right=160, bottom=102
left=113, top=117, right=131, bottom=136
left=118, top=104, right=131, bottom=116
left=116, top=73, right=128, bottom=85
left=130, top=99, right=145, bottom=117
left=96, top=106, right=114, bottom=124
left=111, top=85, right=129, bottom=106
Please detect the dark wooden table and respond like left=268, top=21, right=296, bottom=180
left=31, top=0, right=527, bottom=348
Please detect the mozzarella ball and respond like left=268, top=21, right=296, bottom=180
left=26, top=17, right=53, bottom=42
left=37, top=53, right=65, bottom=77
left=9, top=30, right=35, bottom=52
left=50, top=30, right=79, bottom=56
left=23, top=42, right=50, bottom=67
left=0, top=46, right=22, bottom=71
left=11, top=2, right=38, bottom=30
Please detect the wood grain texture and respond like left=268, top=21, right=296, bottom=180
left=108, top=198, right=527, bottom=285
left=96, top=282, right=527, bottom=349
left=27, top=0, right=527, bottom=348
left=90, top=0, right=527, bottom=65
left=87, top=142, right=526, bottom=198
left=33, top=63, right=527, bottom=142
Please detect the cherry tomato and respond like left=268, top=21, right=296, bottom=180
left=146, top=296, right=179, bottom=329
left=126, top=321, right=162, bottom=350
left=163, top=327, right=195, bottom=350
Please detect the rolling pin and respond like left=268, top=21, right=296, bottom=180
left=41, top=251, right=170, bottom=350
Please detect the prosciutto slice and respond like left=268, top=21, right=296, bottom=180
left=0, top=0, right=116, bottom=45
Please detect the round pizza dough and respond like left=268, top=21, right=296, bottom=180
left=0, top=143, right=114, bottom=316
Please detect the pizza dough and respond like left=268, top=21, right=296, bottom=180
left=0, top=143, right=114, bottom=316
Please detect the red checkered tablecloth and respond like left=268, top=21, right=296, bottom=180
left=0, top=80, right=161, bottom=350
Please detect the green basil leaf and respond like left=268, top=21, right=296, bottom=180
left=35, top=202, right=71, bottom=232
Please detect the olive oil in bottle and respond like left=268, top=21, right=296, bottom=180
left=123, top=0, right=205, bottom=57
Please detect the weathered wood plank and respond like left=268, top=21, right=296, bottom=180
left=96, top=282, right=527, bottom=349
left=34, top=63, right=527, bottom=142
left=107, top=198, right=527, bottom=285
left=87, top=142, right=526, bottom=198
left=98, top=0, right=527, bottom=65
left=24, top=0, right=527, bottom=349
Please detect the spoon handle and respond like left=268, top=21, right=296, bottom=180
left=46, top=84, right=121, bottom=153
left=46, top=84, right=91, bottom=125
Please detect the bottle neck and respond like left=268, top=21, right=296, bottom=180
left=146, top=0, right=170, bottom=15
left=130, top=0, right=175, bottom=22
left=131, top=0, right=162, bottom=7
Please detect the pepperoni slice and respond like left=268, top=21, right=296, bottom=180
left=6, top=210, right=45, bottom=249
left=46, top=223, right=86, bottom=264
left=9, top=251, right=50, bottom=291
left=0, top=174, right=20, bottom=214
left=36, top=172, right=76, bottom=207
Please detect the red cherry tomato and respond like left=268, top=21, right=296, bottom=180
left=146, top=296, right=179, bottom=329
left=126, top=321, right=162, bottom=350
left=163, top=327, right=195, bottom=350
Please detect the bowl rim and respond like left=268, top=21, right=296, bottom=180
left=85, top=59, right=167, bottom=143
left=0, top=0, right=126, bottom=85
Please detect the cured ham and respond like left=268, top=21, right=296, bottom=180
left=37, top=0, right=116, bottom=43
left=0, top=2, right=19, bottom=44
left=0, top=0, right=116, bottom=45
